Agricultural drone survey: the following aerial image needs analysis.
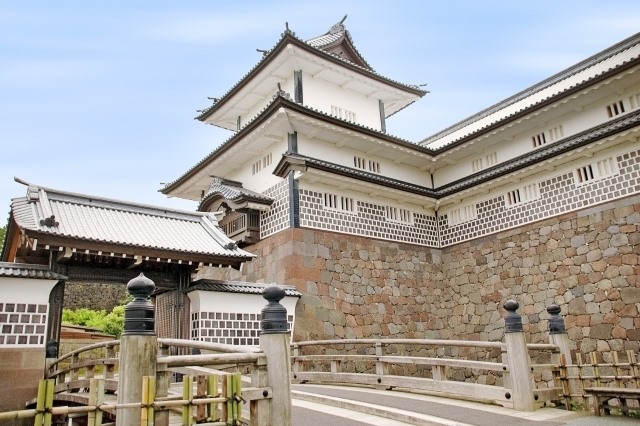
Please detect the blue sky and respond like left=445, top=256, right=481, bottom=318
left=1, top=1, right=639, bottom=215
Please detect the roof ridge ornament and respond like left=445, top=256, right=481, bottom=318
left=273, top=82, right=292, bottom=101
left=329, top=14, right=348, bottom=34
left=282, top=21, right=295, bottom=37
left=40, top=215, right=59, bottom=227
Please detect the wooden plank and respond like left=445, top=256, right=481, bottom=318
left=584, top=387, right=640, bottom=416
left=294, top=338, right=505, bottom=350
left=292, top=354, right=505, bottom=372
left=250, top=359, right=270, bottom=426
left=293, top=372, right=510, bottom=405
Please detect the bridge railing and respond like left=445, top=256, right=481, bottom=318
left=33, top=275, right=292, bottom=426
left=45, top=339, right=120, bottom=396
left=292, top=301, right=567, bottom=411
left=292, top=337, right=562, bottom=409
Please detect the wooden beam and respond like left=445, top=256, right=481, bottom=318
left=56, top=247, right=73, bottom=264
left=126, top=255, right=143, bottom=270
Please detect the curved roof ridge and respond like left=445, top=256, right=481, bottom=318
left=14, top=178, right=202, bottom=222
left=0, top=262, right=68, bottom=280
left=167, top=94, right=438, bottom=195
left=198, top=177, right=274, bottom=211
left=195, top=21, right=425, bottom=122
left=420, top=31, right=640, bottom=150
left=9, top=181, right=255, bottom=260
left=278, top=151, right=436, bottom=197
left=305, top=15, right=373, bottom=71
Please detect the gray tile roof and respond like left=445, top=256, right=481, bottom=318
left=10, top=180, right=254, bottom=261
left=421, top=32, right=640, bottom=150
left=277, top=152, right=437, bottom=198
left=305, top=16, right=373, bottom=70
left=276, top=109, right=640, bottom=199
left=188, top=279, right=302, bottom=297
left=0, top=262, right=67, bottom=280
left=195, top=24, right=425, bottom=122
left=203, top=177, right=273, bottom=204
left=163, top=95, right=432, bottom=197
left=436, top=109, right=640, bottom=196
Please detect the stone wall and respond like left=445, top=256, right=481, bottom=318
left=0, top=348, right=44, bottom=425
left=64, top=281, right=129, bottom=311
left=199, top=194, right=640, bottom=355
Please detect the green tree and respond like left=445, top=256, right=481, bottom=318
left=62, top=304, right=126, bottom=338
left=0, top=225, right=5, bottom=248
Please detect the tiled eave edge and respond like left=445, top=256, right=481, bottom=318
left=195, top=33, right=426, bottom=122
left=274, top=111, right=640, bottom=201
left=16, top=231, right=254, bottom=267
left=162, top=96, right=435, bottom=196
left=274, top=151, right=437, bottom=198
left=423, top=43, right=640, bottom=152
left=197, top=190, right=274, bottom=212
left=437, top=110, right=640, bottom=197
left=0, top=261, right=68, bottom=280
left=313, top=30, right=373, bottom=71
left=188, top=279, right=302, bottom=297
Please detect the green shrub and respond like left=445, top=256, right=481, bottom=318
left=62, top=304, right=126, bottom=338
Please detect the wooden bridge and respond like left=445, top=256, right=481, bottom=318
left=1, top=279, right=639, bottom=425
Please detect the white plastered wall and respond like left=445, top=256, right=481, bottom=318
left=188, top=290, right=300, bottom=344
left=0, top=277, right=58, bottom=347
left=302, top=71, right=381, bottom=130
left=297, top=134, right=431, bottom=187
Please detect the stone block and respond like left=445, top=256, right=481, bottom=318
left=620, top=287, right=640, bottom=303
left=590, top=324, right=614, bottom=339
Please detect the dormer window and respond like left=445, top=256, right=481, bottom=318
left=331, top=105, right=357, bottom=122
left=354, top=156, right=380, bottom=173
left=385, top=206, right=412, bottom=223
left=323, top=193, right=355, bottom=212
left=447, top=204, right=477, bottom=226
left=575, top=157, right=618, bottom=185
left=471, top=152, right=497, bottom=172
left=252, top=153, right=272, bottom=175
left=532, top=125, right=564, bottom=148
left=505, top=183, right=541, bottom=207
left=606, top=100, right=625, bottom=118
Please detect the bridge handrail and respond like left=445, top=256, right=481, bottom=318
left=47, top=357, right=119, bottom=380
left=46, top=338, right=263, bottom=385
left=291, top=337, right=562, bottom=408
left=50, top=340, right=120, bottom=365
left=292, top=354, right=506, bottom=372
left=293, top=338, right=506, bottom=350
left=158, top=338, right=260, bottom=354
left=157, top=352, right=265, bottom=369
left=526, top=343, right=560, bottom=351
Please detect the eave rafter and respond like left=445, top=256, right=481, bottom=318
left=19, top=233, right=248, bottom=270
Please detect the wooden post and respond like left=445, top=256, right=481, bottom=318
left=547, top=304, right=578, bottom=406
left=547, top=305, right=573, bottom=363
left=182, top=376, right=194, bottom=425
left=44, top=339, right=58, bottom=380
left=116, top=273, right=158, bottom=426
left=250, top=357, right=270, bottom=426
left=260, top=285, right=292, bottom=426
left=503, top=300, right=535, bottom=411
left=207, top=374, right=219, bottom=422
left=155, top=343, right=170, bottom=426
left=88, top=378, right=104, bottom=426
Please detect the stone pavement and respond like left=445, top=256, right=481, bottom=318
left=291, top=384, right=639, bottom=426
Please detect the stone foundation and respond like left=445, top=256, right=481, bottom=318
left=0, top=347, right=45, bottom=425
left=64, top=281, right=129, bottom=311
left=200, top=194, right=640, bottom=355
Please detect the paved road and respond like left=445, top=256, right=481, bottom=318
left=290, top=384, right=639, bottom=426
